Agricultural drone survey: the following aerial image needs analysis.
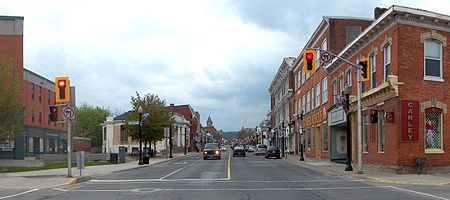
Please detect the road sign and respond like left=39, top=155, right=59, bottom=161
left=320, top=51, right=332, bottom=63
left=63, top=107, right=75, bottom=120
left=128, top=120, right=139, bottom=125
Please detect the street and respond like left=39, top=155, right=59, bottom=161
left=3, top=150, right=450, bottom=200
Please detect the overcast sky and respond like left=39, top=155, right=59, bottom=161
left=1, top=0, right=449, bottom=131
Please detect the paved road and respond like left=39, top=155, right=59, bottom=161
left=3, top=151, right=450, bottom=200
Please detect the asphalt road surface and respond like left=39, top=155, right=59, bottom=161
left=3, top=150, right=450, bottom=200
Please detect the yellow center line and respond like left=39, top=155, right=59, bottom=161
left=227, top=154, right=231, bottom=180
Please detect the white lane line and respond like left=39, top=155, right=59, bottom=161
left=159, top=159, right=201, bottom=180
left=90, top=179, right=161, bottom=183
left=0, top=188, right=39, bottom=199
left=53, top=188, right=130, bottom=192
left=385, top=186, right=450, bottom=200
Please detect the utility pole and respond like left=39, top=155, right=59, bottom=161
left=356, top=68, right=363, bottom=174
left=169, top=125, right=173, bottom=158
left=67, top=118, right=72, bottom=177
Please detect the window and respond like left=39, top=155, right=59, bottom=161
left=370, top=53, right=377, bottom=88
left=311, top=88, right=314, bottom=111
left=383, top=44, right=391, bottom=82
left=332, top=80, right=337, bottom=104
left=31, top=83, right=35, bottom=100
left=302, top=95, right=305, bottom=113
left=103, top=127, right=107, bottom=140
left=339, top=75, right=344, bottom=93
left=346, top=69, right=352, bottom=87
left=306, top=91, right=311, bottom=113
left=425, top=108, right=443, bottom=152
left=120, top=126, right=128, bottom=142
left=39, top=112, right=42, bottom=124
left=301, top=69, right=305, bottom=84
left=297, top=100, right=301, bottom=115
left=322, top=78, right=328, bottom=103
left=363, top=114, right=369, bottom=152
left=47, top=89, right=51, bottom=104
left=322, top=123, right=328, bottom=152
left=39, top=86, right=42, bottom=102
left=315, top=84, right=321, bottom=107
left=316, top=49, right=320, bottom=70
left=378, top=110, right=385, bottom=152
left=346, top=26, right=361, bottom=45
left=31, top=114, right=35, bottom=123
left=424, top=39, right=443, bottom=80
left=307, top=128, right=311, bottom=149
left=306, top=72, right=310, bottom=80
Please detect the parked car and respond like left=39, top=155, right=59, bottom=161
left=265, top=146, right=281, bottom=159
left=203, top=143, right=221, bottom=160
left=254, top=144, right=267, bottom=155
left=247, top=146, right=256, bottom=153
left=233, top=146, right=246, bottom=157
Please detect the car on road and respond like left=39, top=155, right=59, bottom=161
left=265, top=146, right=281, bottom=159
left=233, top=146, right=246, bottom=157
left=247, top=146, right=256, bottom=153
left=203, top=143, right=221, bottom=160
left=220, top=146, right=227, bottom=151
left=254, top=144, right=267, bottom=156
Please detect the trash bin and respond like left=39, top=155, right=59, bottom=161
left=110, top=153, right=118, bottom=164
left=143, top=156, right=150, bottom=164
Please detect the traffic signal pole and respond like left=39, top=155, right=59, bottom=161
left=306, top=48, right=364, bottom=173
left=67, top=118, right=72, bottom=177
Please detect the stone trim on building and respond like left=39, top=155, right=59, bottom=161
left=420, top=30, right=447, bottom=46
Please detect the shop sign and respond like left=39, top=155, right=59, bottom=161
left=385, top=112, right=394, bottom=123
left=401, top=100, right=419, bottom=142
left=328, top=105, right=346, bottom=126
left=305, top=108, right=327, bottom=127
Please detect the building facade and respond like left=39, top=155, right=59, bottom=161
left=0, top=16, right=70, bottom=159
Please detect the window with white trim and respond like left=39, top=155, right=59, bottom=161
left=306, top=90, right=311, bottom=113
left=301, top=69, right=305, bottom=84
left=332, top=80, right=337, bottom=104
left=370, top=53, right=377, bottom=88
left=425, top=107, right=443, bottom=152
left=383, top=44, right=391, bottom=82
left=322, top=78, right=328, bottom=103
left=315, top=84, right=321, bottom=108
left=316, top=49, right=320, bottom=70
left=339, top=75, right=344, bottom=93
left=311, top=88, right=314, bottom=111
left=302, top=95, right=306, bottom=113
left=346, top=68, right=352, bottom=87
left=424, top=39, right=442, bottom=80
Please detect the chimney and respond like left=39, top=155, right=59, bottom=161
left=374, top=7, right=388, bottom=19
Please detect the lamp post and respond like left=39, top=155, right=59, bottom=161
left=299, top=110, right=305, bottom=161
left=184, top=128, right=187, bottom=155
left=281, top=122, right=285, bottom=157
left=138, top=106, right=144, bottom=165
left=344, top=87, right=353, bottom=171
left=169, top=124, right=173, bottom=158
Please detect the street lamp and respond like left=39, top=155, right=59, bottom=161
left=138, top=106, right=144, bottom=165
left=184, top=128, right=187, bottom=155
left=344, top=87, right=353, bottom=171
left=299, top=110, right=305, bottom=161
left=169, top=124, right=173, bottom=158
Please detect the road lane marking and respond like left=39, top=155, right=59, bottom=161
left=227, top=154, right=231, bottom=180
left=0, top=189, right=39, bottom=199
left=385, top=186, right=449, bottom=200
left=88, top=179, right=364, bottom=184
left=159, top=159, right=201, bottom=180
left=90, top=179, right=161, bottom=183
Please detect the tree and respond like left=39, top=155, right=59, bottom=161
left=0, top=58, right=23, bottom=142
left=124, top=92, right=172, bottom=154
left=72, top=104, right=111, bottom=148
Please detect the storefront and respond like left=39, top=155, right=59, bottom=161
left=328, top=105, right=347, bottom=162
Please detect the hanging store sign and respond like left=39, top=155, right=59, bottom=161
left=401, top=100, right=419, bottom=142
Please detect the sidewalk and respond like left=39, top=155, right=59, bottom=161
left=283, top=154, right=450, bottom=186
left=0, top=152, right=191, bottom=189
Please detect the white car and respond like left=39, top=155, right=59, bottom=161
left=220, top=146, right=227, bottom=151
left=254, top=144, right=267, bottom=155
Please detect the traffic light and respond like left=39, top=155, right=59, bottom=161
left=359, top=57, right=370, bottom=82
left=49, top=106, right=58, bottom=122
left=370, top=109, right=378, bottom=124
left=55, top=77, right=70, bottom=103
left=303, top=50, right=316, bottom=73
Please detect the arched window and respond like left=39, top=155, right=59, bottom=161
left=425, top=107, right=443, bottom=152
left=424, top=39, right=443, bottom=80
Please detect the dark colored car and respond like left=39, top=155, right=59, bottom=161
left=265, top=146, right=281, bottom=159
left=233, top=146, right=246, bottom=157
left=203, top=143, right=221, bottom=160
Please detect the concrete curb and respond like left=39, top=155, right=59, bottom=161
left=365, top=176, right=450, bottom=186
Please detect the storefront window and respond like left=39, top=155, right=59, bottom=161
left=425, top=108, right=442, bottom=152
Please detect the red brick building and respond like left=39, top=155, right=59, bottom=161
left=0, top=16, right=70, bottom=159
left=168, top=104, right=201, bottom=152
left=293, top=5, right=450, bottom=172
left=292, top=16, right=372, bottom=161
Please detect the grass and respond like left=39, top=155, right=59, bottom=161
left=0, top=161, right=111, bottom=173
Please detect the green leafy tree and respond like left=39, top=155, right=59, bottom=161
left=72, top=104, right=111, bottom=148
left=0, top=58, right=23, bottom=142
left=124, top=92, right=172, bottom=154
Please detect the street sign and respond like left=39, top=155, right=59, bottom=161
left=320, top=51, right=332, bottom=63
left=128, top=120, right=139, bottom=125
left=63, top=107, right=75, bottom=120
